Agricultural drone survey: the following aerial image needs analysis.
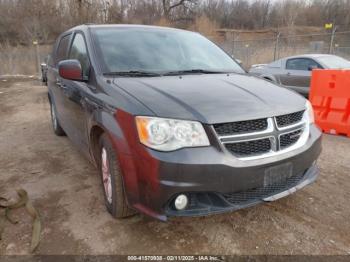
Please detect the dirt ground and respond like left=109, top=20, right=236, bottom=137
left=0, top=78, right=350, bottom=256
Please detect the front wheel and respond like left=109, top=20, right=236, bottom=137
left=99, top=134, right=136, bottom=218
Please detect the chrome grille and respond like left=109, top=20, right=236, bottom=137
left=225, top=138, right=271, bottom=157
left=214, top=118, right=268, bottom=136
left=276, top=110, right=305, bottom=128
left=214, top=110, right=307, bottom=160
left=280, top=129, right=303, bottom=149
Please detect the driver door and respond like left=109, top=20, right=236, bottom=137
left=280, top=58, right=322, bottom=96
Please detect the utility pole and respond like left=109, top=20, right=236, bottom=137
left=33, top=40, right=40, bottom=78
left=232, top=31, right=235, bottom=57
left=273, top=32, right=281, bottom=61
left=329, top=25, right=337, bottom=54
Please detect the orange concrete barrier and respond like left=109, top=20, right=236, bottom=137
left=309, top=69, right=350, bottom=137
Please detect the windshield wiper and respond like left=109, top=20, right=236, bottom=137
left=163, top=69, right=230, bottom=76
left=104, top=70, right=161, bottom=77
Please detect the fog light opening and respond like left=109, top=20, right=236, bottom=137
left=174, top=194, right=188, bottom=210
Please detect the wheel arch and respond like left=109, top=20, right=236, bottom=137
left=260, top=74, right=280, bottom=84
left=88, top=113, right=141, bottom=210
left=261, top=75, right=275, bottom=82
left=88, top=109, right=129, bottom=162
left=90, top=124, right=106, bottom=167
left=263, top=76, right=272, bottom=81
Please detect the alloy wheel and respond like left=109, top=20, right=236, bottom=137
left=101, top=147, right=112, bottom=204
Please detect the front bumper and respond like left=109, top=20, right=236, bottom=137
left=127, top=125, right=322, bottom=221
left=165, top=163, right=318, bottom=217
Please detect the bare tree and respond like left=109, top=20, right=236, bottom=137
left=1, top=0, right=350, bottom=45
left=250, top=0, right=271, bottom=29
left=161, top=0, right=197, bottom=20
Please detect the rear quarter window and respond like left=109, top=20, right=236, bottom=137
left=54, top=34, right=71, bottom=66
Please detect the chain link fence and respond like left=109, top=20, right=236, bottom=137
left=0, top=44, right=51, bottom=77
left=219, top=31, right=350, bottom=69
left=0, top=31, right=350, bottom=76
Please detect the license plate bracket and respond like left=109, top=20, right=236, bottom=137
left=264, top=162, right=293, bottom=187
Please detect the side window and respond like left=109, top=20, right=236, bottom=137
left=286, top=58, right=321, bottom=71
left=55, top=34, right=71, bottom=65
left=69, top=33, right=90, bottom=78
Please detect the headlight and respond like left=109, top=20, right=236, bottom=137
left=305, top=100, right=315, bottom=124
left=135, top=116, right=210, bottom=151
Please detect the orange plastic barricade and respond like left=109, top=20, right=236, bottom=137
left=309, top=69, right=350, bottom=137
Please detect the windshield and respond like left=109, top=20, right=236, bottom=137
left=317, top=55, right=350, bottom=69
left=91, top=27, right=245, bottom=74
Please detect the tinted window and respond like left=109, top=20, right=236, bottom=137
left=55, top=34, right=71, bottom=65
left=286, top=58, right=321, bottom=71
left=69, top=33, right=90, bottom=77
left=91, top=28, right=244, bottom=74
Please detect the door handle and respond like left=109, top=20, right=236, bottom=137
left=287, top=72, right=291, bottom=76
left=56, top=78, right=67, bottom=90
left=56, top=79, right=61, bottom=87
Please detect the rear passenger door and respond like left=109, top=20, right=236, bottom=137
left=60, top=32, right=91, bottom=154
left=48, top=33, right=72, bottom=130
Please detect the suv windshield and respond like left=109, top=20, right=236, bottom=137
left=91, top=27, right=244, bottom=75
left=318, top=55, right=350, bottom=69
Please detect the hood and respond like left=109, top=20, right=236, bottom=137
left=112, top=73, right=306, bottom=124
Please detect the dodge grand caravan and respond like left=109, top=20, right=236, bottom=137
left=47, top=25, right=322, bottom=221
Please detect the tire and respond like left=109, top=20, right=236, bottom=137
left=49, top=99, right=65, bottom=136
left=99, top=133, right=136, bottom=218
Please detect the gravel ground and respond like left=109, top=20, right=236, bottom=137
left=0, top=78, right=350, bottom=255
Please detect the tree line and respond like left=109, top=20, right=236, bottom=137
left=0, top=0, right=349, bottom=45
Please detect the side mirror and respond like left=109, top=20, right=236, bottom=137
left=58, top=59, right=83, bottom=81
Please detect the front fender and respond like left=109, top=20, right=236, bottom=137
left=89, top=109, right=158, bottom=209
left=89, top=109, right=132, bottom=155
left=88, top=108, right=138, bottom=203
